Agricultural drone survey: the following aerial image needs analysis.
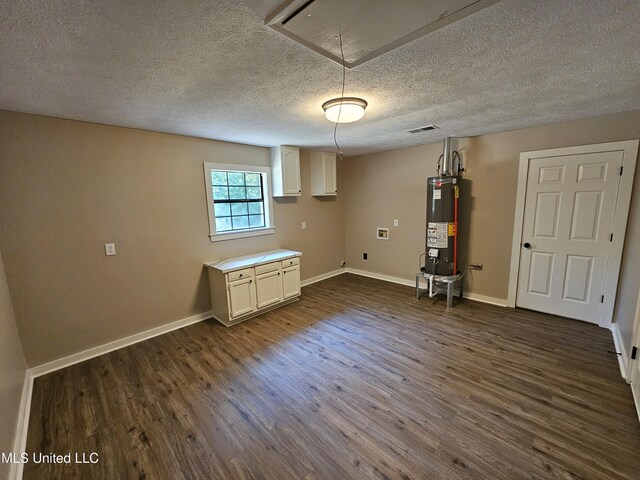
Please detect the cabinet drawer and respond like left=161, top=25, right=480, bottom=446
left=281, top=257, right=299, bottom=268
left=227, top=268, right=253, bottom=282
left=255, top=261, right=280, bottom=275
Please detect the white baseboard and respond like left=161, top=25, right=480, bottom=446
left=462, top=292, right=510, bottom=307
left=23, top=268, right=509, bottom=379
left=301, top=269, right=345, bottom=287
left=345, top=268, right=509, bottom=307
left=5, top=308, right=212, bottom=480
left=610, top=323, right=628, bottom=380
left=346, top=268, right=416, bottom=288
left=29, top=310, right=213, bottom=378
left=27, top=268, right=354, bottom=378
left=7, top=309, right=217, bottom=480
left=10, top=370, right=33, bottom=480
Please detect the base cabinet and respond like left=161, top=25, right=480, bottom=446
left=282, top=265, right=300, bottom=299
left=228, top=277, right=256, bottom=318
left=255, top=270, right=283, bottom=308
left=206, top=249, right=302, bottom=326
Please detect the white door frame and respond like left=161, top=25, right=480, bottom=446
left=507, top=140, right=639, bottom=327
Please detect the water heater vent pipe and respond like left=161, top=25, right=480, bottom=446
left=441, top=137, right=452, bottom=176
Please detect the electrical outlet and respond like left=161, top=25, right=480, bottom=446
left=301, top=221, right=307, bottom=230
left=393, top=219, right=399, bottom=227
left=363, top=252, right=368, bottom=260
left=105, top=243, right=116, bottom=256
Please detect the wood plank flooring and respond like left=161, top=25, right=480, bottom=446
left=24, top=273, right=640, bottom=479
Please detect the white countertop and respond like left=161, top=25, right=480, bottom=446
left=205, top=249, right=302, bottom=273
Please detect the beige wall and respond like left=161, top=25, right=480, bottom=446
left=344, top=110, right=640, bottom=348
left=0, top=251, right=27, bottom=480
left=1, top=108, right=638, bottom=368
left=343, top=142, right=443, bottom=280
left=0, top=111, right=344, bottom=366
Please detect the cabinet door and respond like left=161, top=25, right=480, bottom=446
left=323, top=154, right=337, bottom=194
left=228, top=277, right=256, bottom=318
left=282, top=265, right=301, bottom=299
left=255, top=270, right=283, bottom=309
left=310, top=152, right=337, bottom=196
left=271, top=146, right=301, bottom=196
left=282, top=147, right=302, bottom=195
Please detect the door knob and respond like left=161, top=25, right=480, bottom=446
left=523, top=242, right=532, bottom=249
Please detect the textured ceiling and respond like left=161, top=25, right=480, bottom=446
left=1, top=0, right=639, bottom=156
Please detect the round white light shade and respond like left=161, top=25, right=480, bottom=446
left=322, top=97, right=368, bottom=123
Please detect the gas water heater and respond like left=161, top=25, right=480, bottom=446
left=424, top=137, right=462, bottom=276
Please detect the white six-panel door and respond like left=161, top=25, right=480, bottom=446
left=516, top=150, right=623, bottom=323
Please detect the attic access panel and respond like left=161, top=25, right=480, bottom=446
left=266, top=0, right=501, bottom=68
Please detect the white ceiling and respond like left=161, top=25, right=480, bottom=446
left=1, top=0, right=639, bottom=156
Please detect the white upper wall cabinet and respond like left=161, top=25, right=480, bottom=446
left=310, top=152, right=337, bottom=196
left=271, top=146, right=301, bottom=196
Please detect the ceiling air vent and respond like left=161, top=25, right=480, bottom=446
left=407, top=124, right=438, bottom=134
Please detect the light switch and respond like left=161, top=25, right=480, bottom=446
left=301, top=221, right=307, bottom=230
left=105, top=243, right=116, bottom=256
left=394, top=219, right=399, bottom=227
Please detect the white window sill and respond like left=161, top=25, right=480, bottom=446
left=209, top=227, right=275, bottom=242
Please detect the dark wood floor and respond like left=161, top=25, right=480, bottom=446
left=25, top=274, right=640, bottom=479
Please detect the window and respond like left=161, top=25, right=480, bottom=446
left=204, top=162, right=275, bottom=241
left=211, top=171, right=265, bottom=231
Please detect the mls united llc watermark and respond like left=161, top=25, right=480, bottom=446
left=1, top=452, right=99, bottom=464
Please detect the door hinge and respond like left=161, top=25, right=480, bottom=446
left=620, top=166, right=623, bottom=175
left=632, top=346, right=637, bottom=360
left=601, top=295, right=604, bottom=303
left=610, top=233, right=613, bottom=242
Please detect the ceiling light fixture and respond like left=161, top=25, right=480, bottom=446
left=322, top=97, right=368, bottom=123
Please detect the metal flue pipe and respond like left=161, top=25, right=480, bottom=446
left=441, top=137, right=452, bottom=176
